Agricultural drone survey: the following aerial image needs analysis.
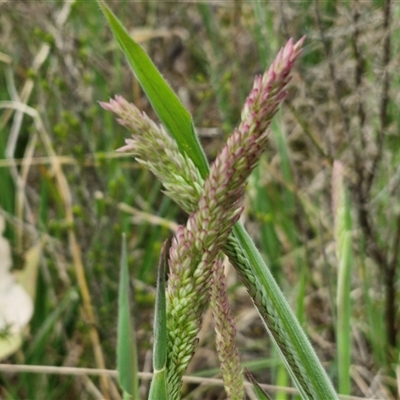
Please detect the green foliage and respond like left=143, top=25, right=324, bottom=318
left=0, top=127, right=14, bottom=236
left=117, top=235, right=139, bottom=398
left=148, top=241, right=168, bottom=400
left=99, top=7, right=336, bottom=394
left=97, top=0, right=209, bottom=178
left=1, top=1, right=399, bottom=399
left=332, top=161, right=353, bottom=395
left=246, top=369, right=272, bottom=400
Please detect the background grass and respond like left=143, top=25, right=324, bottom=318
left=0, top=1, right=399, bottom=399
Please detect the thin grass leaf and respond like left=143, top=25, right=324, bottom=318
left=276, top=363, right=289, bottom=400
left=149, top=240, right=169, bottom=400
left=117, top=234, right=139, bottom=398
left=336, top=230, right=352, bottom=394
left=332, top=161, right=352, bottom=395
left=197, top=3, right=232, bottom=128
left=245, top=369, right=272, bottom=400
left=271, top=117, right=297, bottom=245
left=27, top=289, right=78, bottom=358
left=96, top=0, right=209, bottom=178
left=0, top=131, right=14, bottom=222
left=228, top=223, right=337, bottom=399
left=248, top=161, right=281, bottom=270
left=359, top=248, right=386, bottom=366
left=122, top=392, right=132, bottom=400
left=251, top=0, right=278, bottom=69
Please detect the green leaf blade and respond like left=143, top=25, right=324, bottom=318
left=231, top=223, right=338, bottom=399
left=332, top=161, right=353, bottom=395
left=117, top=234, right=139, bottom=398
left=149, top=240, right=169, bottom=400
left=245, top=369, right=272, bottom=400
left=97, top=0, right=209, bottom=178
left=149, top=369, right=167, bottom=400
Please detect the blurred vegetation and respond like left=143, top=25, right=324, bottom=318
left=0, top=0, right=399, bottom=399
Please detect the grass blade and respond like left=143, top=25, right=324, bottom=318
left=117, top=234, right=139, bottom=398
left=229, top=223, right=338, bottom=399
left=96, top=0, right=209, bottom=178
left=337, top=231, right=352, bottom=394
left=332, top=161, right=352, bottom=395
left=245, top=369, right=272, bottom=400
left=148, top=240, right=169, bottom=400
